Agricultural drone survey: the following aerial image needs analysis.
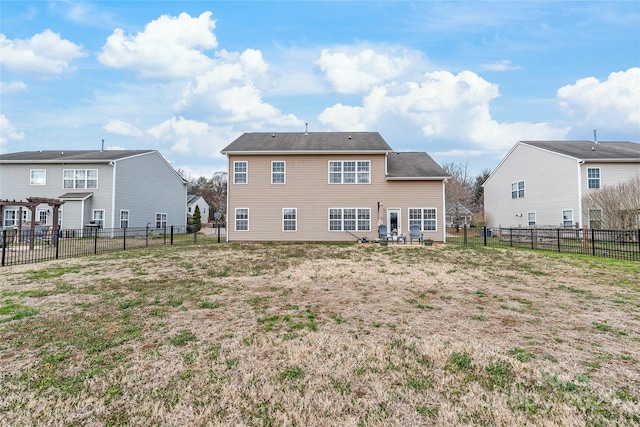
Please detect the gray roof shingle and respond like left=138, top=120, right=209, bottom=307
left=521, top=141, right=640, bottom=160
left=386, top=152, right=449, bottom=179
left=0, top=150, right=155, bottom=163
left=221, top=132, right=392, bottom=153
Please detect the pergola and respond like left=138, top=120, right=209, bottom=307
left=0, top=197, right=64, bottom=249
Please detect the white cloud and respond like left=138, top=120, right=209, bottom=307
left=103, top=119, right=143, bottom=137
left=481, top=59, right=520, bottom=71
left=316, top=46, right=423, bottom=94
left=98, top=12, right=218, bottom=79
left=146, top=116, right=236, bottom=158
left=175, top=48, right=302, bottom=128
left=0, top=81, right=27, bottom=93
left=320, top=70, right=569, bottom=152
left=557, top=67, right=640, bottom=133
left=0, top=114, right=25, bottom=145
left=0, top=30, right=86, bottom=74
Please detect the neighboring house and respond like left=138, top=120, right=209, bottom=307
left=483, top=140, right=640, bottom=228
left=0, top=150, right=187, bottom=231
left=220, top=132, right=449, bottom=242
left=187, top=194, right=210, bottom=223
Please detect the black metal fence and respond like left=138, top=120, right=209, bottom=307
left=447, top=226, right=640, bottom=261
left=1, top=225, right=227, bottom=267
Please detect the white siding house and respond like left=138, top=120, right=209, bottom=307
left=0, top=150, right=187, bottom=231
left=187, top=194, right=210, bottom=223
left=484, top=141, right=640, bottom=228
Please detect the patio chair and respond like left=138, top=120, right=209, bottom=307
left=378, top=224, right=391, bottom=242
left=409, top=225, right=424, bottom=245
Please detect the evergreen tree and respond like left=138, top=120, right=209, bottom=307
left=193, top=205, right=202, bottom=232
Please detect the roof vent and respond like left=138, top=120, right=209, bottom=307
left=304, top=123, right=309, bottom=135
left=593, top=129, right=598, bottom=144
left=272, top=133, right=275, bottom=138
left=348, top=135, right=352, bottom=139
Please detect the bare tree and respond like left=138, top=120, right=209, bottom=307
left=442, top=162, right=474, bottom=226
left=582, top=174, right=640, bottom=229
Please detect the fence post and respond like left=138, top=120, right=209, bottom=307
left=557, top=228, right=560, bottom=252
left=123, top=227, right=127, bottom=251
left=510, top=228, right=513, bottom=247
left=1, top=230, right=6, bottom=267
left=582, top=224, right=589, bottom=254
left=463, top=225, right=467, bottom=245
left=170, top=226, right=174, bottom=245
left=591, top=228, right=596, bottom=256
left=163, top=225, right=167, bottom=245
left=146, top=224, right=149, bottom=247
left=194, top=227, right=197, bottom=244
left=55, top=229, right=60, bottom=259
left=531, top=228, right=535, bottom=250
left=483, top=226, right=487, bottom=246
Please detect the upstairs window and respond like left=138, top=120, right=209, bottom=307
left=587, top=168, right=600, bottom=189
left=409, top=208, right=437, bottom=231
left=328, top=161, right=370, bottom=184
left=63, top=169, right=98, bottom=189
left=30, top=169, right=46, bottom=185
left=272, top=161, right=286, bottom=184
left=234, top=161, right=248, bottom=184
left=511, top=181, right=524, bottom=199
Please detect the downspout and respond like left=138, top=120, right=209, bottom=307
left=577, top=160, right=584, bottom=227
left=442, top=178, right=447, bottom=243
left=110, top=161, right=117, bottom=229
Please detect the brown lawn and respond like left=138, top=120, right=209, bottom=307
left=0, top=242, right=638, bottom=426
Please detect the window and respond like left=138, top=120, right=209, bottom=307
left=63, top=169, right=98, bottom=189
left=120, top=210, right=129, bottom=228
left=589, top=209, right=602, bottom=229
left=283, top=208, right=297, bottom=231
left=234, top=161, right=247, bottom=184
left=511, top=181, right=525, bottom=199
left=235, top=208, right=249, bottom=231
left=272, top=161, right=286, bottom=184
left=328, top=208, right=370, bottom=231
left=92, top=210, right=105, bottom=228
left=587, top=168, right=600, bottom=189
left=155, top=213, right=167, bottom=229
left=37, top=209, right=48, bottom=224
left=409, top=208, right=437, bottom=231
left=30, top=169, right=46, bottom=185
left=528, top=212, right=536, bottom=226
left=562, top=209, right=573, bottom=228
left=2, top=209, right=25, bottom=227
left=328, top=161, right=370, bottom=184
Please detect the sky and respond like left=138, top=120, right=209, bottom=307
left=1, top=1, right=639, bottom=178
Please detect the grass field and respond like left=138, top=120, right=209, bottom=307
left=1, top=243, right=639, bottom=426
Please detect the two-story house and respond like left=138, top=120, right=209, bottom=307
left=220, top=132, right=449, bottom=242
left=483, top=140, right=640, bottom=228
left=187, top=194, right=210, bottom=223
left=0, top=150, right=187, bottom=231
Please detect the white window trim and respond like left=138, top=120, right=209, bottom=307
left=30, top=169, right=46, bottom=186
left=120, top=210, right=129, bottom=228
left=233, top=161, right=248, bottom=185
left=235, top=208, right=249, bottom=231
left=327, top=208, right=371, bottom=232
left=587, top=167, right=601, bottom=189
left=408, top=207, right=438, bottom=232
left=511, top=180, right=525, bottom=199
left=155, top=212, right=167, bottom=229
left=272, top=161, right=286, bottom=184
left=562, top=209, right=574, bottom=228
left=63, top=168, right=98, bottom=189
left=328, top=160, right=371, bottom=184
left=92, top=209, right=105, bottom=227
left=527, top=212, right=536, bottom=226
left=282, top=208, right=297, bottom=231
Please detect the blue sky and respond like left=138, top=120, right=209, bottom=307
left=1, top=1, right=639, bottom=178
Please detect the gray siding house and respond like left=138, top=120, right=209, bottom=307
left=0, top=150, right=187, bottom=231
left=221, top=132, right=450, bottom=242
left=483, top=141, right=640, bottom=228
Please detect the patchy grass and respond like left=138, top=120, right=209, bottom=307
left=0, top=242, right=638, bottom=426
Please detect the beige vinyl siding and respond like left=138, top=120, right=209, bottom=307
left=580, top=163, right=640, bottom=193
left=227, top=154, right=445, bottom=242
left=484, top=143, right=580, bottom=227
